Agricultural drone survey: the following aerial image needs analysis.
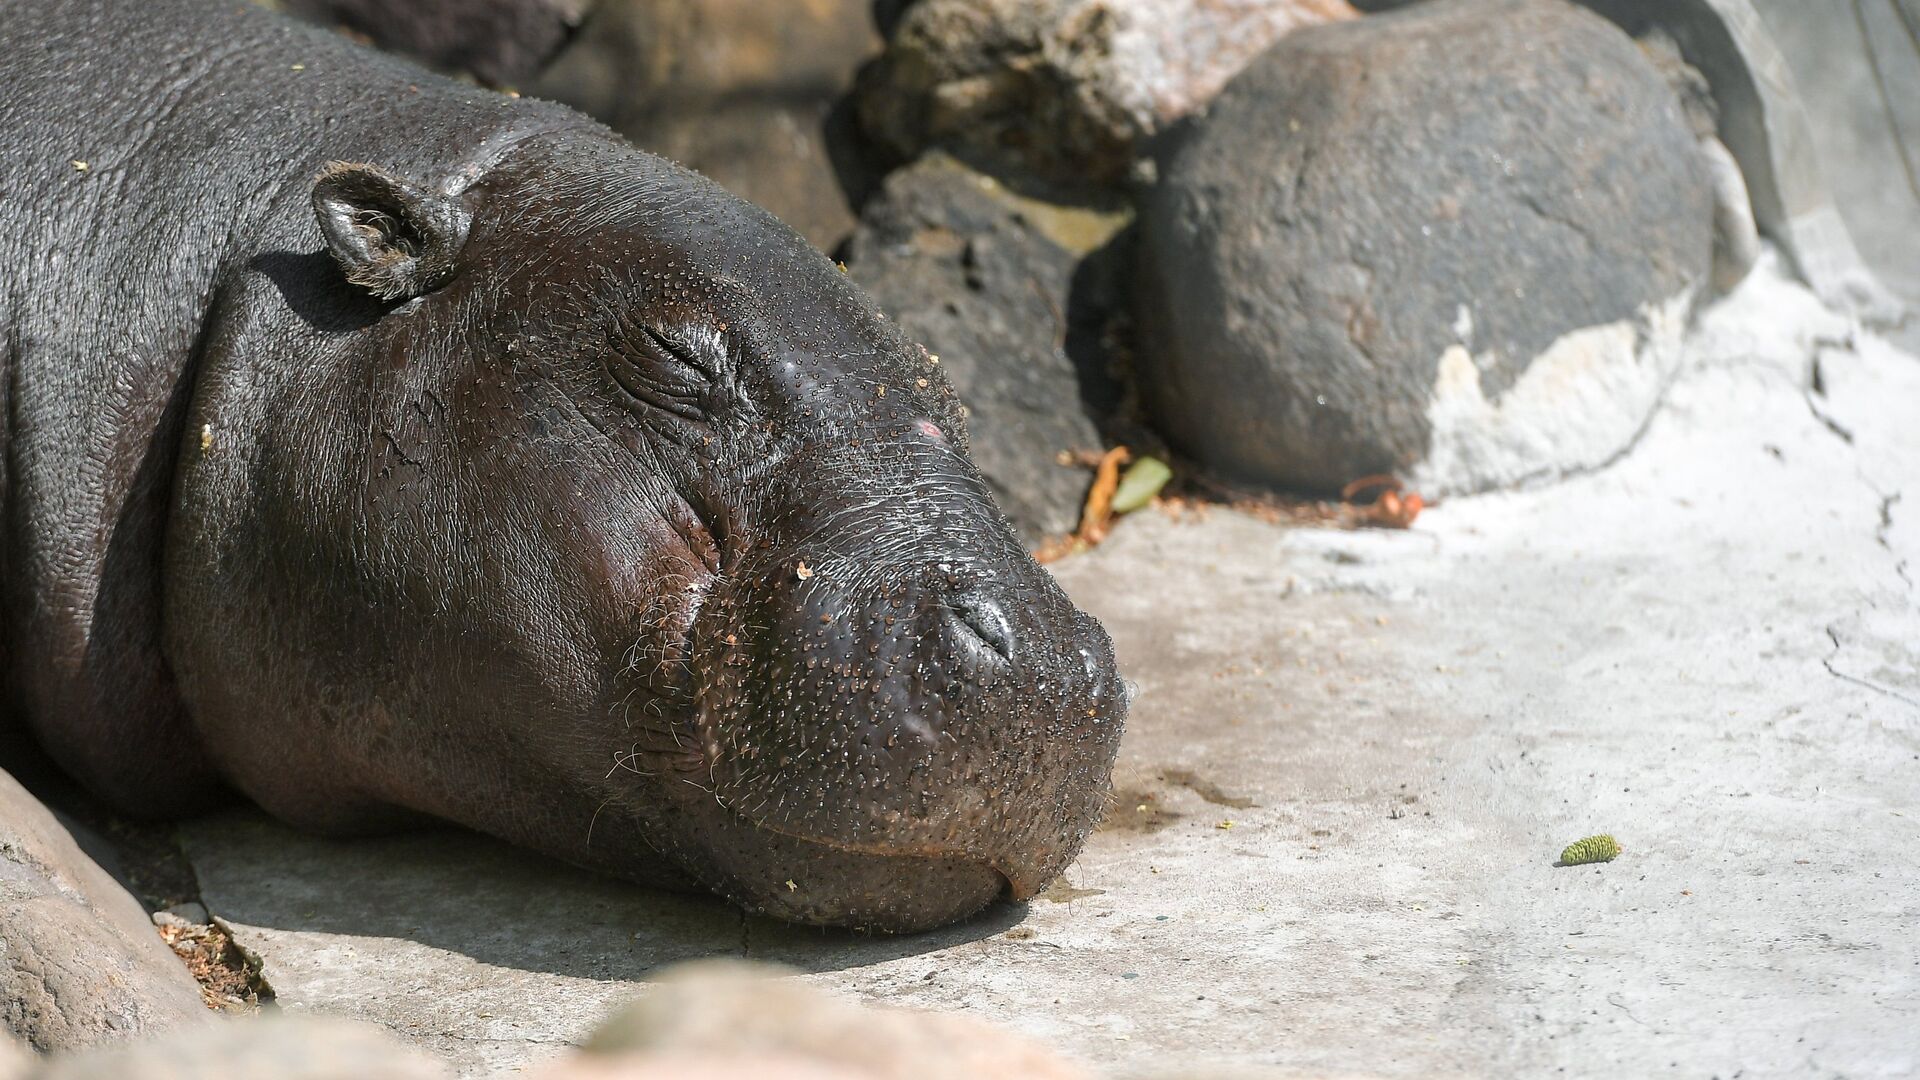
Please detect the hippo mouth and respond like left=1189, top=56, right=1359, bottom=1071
left=675, top=688, right=1066, bottom=904
left=726, top=805, right=1040, bottom=899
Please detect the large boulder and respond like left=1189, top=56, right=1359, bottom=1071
left=0, top=771, right=209, bottom=1053
left=843, top=154, right=1127, bottom=541
left=1135, top=0, right=1713, bottom=495
left=856, top=0, right=1357, bottom=187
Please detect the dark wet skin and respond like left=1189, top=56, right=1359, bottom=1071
left=0, top=0, right=1124, bottom=931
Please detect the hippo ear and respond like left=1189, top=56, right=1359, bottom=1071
left=311, top=162, right=471, bottom=302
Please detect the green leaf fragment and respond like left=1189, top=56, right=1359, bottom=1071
left=1111, top=456, right=1173, bottom=514
left=1558, top=834, right=1621, bottom=866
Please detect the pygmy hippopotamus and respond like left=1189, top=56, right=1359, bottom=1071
left=0, top=0, right=1125, bottom=932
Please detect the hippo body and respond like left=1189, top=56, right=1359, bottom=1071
left=0, top=0, right=1124, bottom=931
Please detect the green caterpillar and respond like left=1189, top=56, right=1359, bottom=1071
left=1558, top=834, right=1621, bottom=866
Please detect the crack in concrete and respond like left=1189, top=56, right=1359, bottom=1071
left=1805, top=350, right=1858, bottom=444
left=1822, top=623, right=1920, bottom=709
left=417, top=1031, right=575, bottom=1046
left=1804, top=340, right=1915, bottom=707
left=1875, top=491, right=1912, bottom=592
left=1805, top=390, right=1857, bottom=444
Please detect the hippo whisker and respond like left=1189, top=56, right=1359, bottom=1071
left=584, top=795, right=618, bottom=851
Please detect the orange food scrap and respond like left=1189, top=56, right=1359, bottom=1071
left=1340, top=474, right=1424, bottom=529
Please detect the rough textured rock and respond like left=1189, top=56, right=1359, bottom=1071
left=857, top=0, right=1357, bottom=187
left=529, top=0, right=882, bottom=249
left=1135, top=0, right=1712, bottom=495
left=0, top=771, right=209, bottom=1053
left=571, top=960, right=1091, bottom=1080
left=843, top=154, right=1126, bottom=541
left=19, top=1015, right=451, bottom=1080
left=279, top=0, right=586, bottom=86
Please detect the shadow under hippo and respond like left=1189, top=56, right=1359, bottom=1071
left=0, top=0, right=1125, bottom=934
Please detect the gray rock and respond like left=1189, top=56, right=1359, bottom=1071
left=529, top=0, right=883, bottom=250
left=0, top=771, right=209, bottom=1053
left=843, top=154, right=1126, bottom=541
left=19, top=1015, right=451, bottom=1080
left=856, top=0, right=1357, bottom=187
left=1135, top=0, right=1712, bottom=495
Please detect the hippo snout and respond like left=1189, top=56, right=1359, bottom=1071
left=666, top=545, right=1125, bottom=930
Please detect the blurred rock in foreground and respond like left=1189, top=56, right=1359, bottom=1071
left=8, top=961, right=1089, bottom=1080
left=562, top=960, right=1091, bottom=1080
left=15, top=1015, right=450, bottom=1080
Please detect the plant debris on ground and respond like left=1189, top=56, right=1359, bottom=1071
left=155, top=916, right=272, bottom=1012
left=1035, top=447, right=1429, bottom=562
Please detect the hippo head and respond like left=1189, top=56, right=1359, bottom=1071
left=167, top=131, right=1124, bottom=932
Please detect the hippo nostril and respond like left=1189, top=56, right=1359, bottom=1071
left=987, top=864, right=1018, bottom=901
left=943, top=594, right=1015, bottom=665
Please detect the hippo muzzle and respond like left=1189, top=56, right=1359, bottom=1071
left=648, top=432, right=1125, bottom=930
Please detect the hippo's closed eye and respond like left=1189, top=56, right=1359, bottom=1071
left=603, top=320, right=726, bottom=420
left=635, top=324, right=723, bottom=383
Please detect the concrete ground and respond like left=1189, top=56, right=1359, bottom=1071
left=178, top=255, right=1919, bottom=1078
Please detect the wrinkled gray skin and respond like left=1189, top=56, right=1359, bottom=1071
left=0, top=0, right=1125, bottom=932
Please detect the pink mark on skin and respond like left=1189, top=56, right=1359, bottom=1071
left=913, top=419, right=947, bottom=444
